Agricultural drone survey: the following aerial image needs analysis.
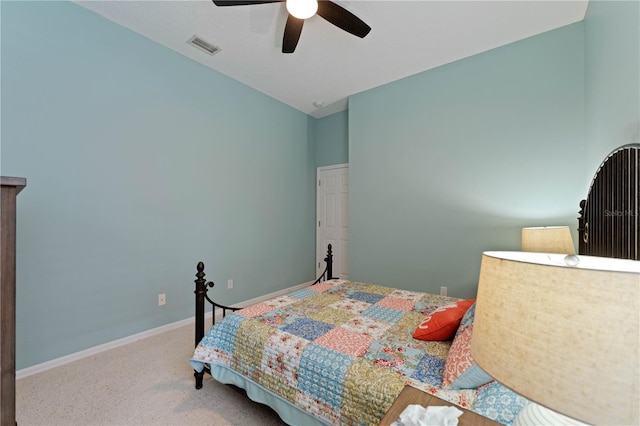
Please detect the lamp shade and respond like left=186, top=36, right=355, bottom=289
left=521, top=226, right=575, bottom=254
left=471, top=251, right=640, bottom=425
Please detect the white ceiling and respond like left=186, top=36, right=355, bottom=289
left=74, top=0, right=588, bottom=118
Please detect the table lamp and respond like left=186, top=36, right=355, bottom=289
left=521, top=226, right=575, bottom=254
left=471, top=251, right=639, bottom=425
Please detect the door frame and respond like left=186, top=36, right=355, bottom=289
left=316, top=163, right=349, bottom=279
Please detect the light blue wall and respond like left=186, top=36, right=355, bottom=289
left=315, top=110, right=349, bottom=167
left=584, top=0, right=640, bottom=185
left=349, top=24, right=586, bottom=298
left=4, top=0, right=635, bottom=370
left=1, top=2, right=316, bottom=369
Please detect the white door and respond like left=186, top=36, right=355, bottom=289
left=317, top=164, right=349, bottom=279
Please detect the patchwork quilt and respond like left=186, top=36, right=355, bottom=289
left=190, top=280, right=480, bottom=425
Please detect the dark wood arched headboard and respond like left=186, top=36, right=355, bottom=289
left=578, top=144, right=640, bottom=260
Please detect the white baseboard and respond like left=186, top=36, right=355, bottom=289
left=16, top=280, right=313, bottom=380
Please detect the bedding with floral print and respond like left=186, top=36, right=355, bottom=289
left=308, top=306, right=356, bottom=326
left=472, top=381, right=530, bottom=425
left=329, top=298, right=371, bottom=315
left=365, top=339, right=429, bottom=379
left=340, top=315, right=391, bottom=339
left=261, top=329, right=308, bottom=387
left=269, top=300, right=322, bottom=322
left=413, top=294, right=459, bottom=316
left=190, top=280, right=500, bottom=426
left=258, top=309, right=295, bottom=327
left=388, top=289, right=426, bottom=302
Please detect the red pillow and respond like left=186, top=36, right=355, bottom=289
left=412, top=299, right=476, bottom=341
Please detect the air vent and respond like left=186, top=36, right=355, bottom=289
left=187, top=35, right=221, bottom=56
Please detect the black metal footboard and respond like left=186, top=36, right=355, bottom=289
left=193, top=261, right=241, bottom=389
left=192, top=244, right=334, bottom=389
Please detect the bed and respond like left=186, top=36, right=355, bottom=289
left=189, top=144, right=639, bottom=426
left=189, top=245, right=493, bottom=425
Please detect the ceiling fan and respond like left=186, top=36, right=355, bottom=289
left=212, top=0, right=371, bottom=53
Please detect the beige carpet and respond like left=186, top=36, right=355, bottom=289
left=16, top=322, right=288, bottom=426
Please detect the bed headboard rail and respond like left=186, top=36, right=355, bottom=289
left=578, top=144, right=639, bottom=259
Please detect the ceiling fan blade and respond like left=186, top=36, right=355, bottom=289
left=212, top=1, right=282, bottom=6
left=316, top=1, right=371, bottom=38
left=282, top=15, right=304, bottom=53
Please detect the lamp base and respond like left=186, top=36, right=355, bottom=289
left=514, top=403, right=588, bottom=426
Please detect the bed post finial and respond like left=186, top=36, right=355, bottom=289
left=194, top=262, right=212, bottom=348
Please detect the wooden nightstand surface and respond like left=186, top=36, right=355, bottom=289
left=379, top=385, right=501, bottom=426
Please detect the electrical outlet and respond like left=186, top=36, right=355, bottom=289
left=227, top=279, right=233, bottom=289
left=440, top=286, right=447, bottom=297
left=158, top=293, right=166, bottom=306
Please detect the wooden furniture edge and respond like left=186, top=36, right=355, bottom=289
left=379, top=385, right=501, bottom=426
left=0, top=177, right=26, bottom=193
left=1, top=176, right=26, bottom=425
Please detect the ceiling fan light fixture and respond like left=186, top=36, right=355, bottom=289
left=286, top=0, right=318, bottom=19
